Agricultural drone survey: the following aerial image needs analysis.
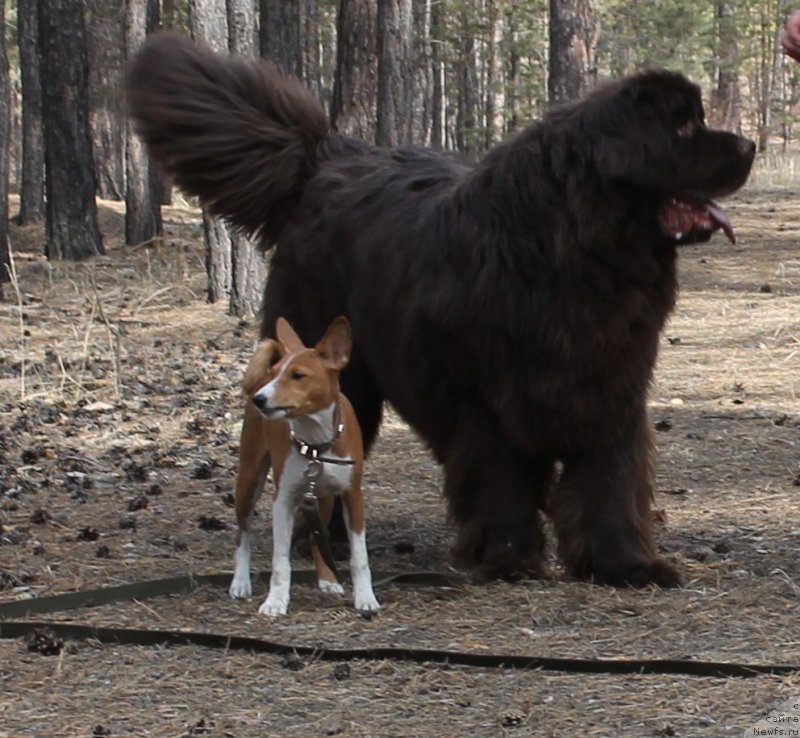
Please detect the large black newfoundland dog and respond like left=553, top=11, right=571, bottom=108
left=128, top=34, right=755, bottom=587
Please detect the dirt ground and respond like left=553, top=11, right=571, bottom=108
left=1, top=178, right=800, bottom=738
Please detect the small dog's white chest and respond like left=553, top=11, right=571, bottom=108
left=280, top=450, right=354, bottom=498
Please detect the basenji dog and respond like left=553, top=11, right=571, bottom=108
left=229, top=316, right=380, bottom=616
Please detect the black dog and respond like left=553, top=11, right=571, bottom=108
left=128, top=34, right=755, bottom=586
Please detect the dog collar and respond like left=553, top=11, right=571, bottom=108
left=289, top=404, right=355, bottom=466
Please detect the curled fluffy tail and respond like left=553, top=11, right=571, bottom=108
left=127, top=32, right=329, bottom=247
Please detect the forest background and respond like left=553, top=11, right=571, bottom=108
left=0, top=0, right=798, bottom=314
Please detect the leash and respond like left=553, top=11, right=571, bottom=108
left=291, top=406, right=355, bottom=584
left=1, top=570, right=798, bottom=677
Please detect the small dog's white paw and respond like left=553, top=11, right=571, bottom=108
left=258, top=592, right=289, bottom=616
left=229, top=576, right=252, bottom=599
left=318, top=579, right=345, bottom=595
left=354, top=590, right=381, bottom=612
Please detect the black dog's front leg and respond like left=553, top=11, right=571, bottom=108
left=445, top=424, right=554, bottom=582
left=550, top=410, right=682, bottom=588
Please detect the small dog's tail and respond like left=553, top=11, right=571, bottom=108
left=126, top=32, right=329, bottom=247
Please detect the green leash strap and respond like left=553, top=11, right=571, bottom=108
left=1, top=570, right=798, bottom=678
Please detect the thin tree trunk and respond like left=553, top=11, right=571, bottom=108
left=189, top=0, right=232, bottom=305
left=0, top=0, right=9, bottom=286
left=548, top=0, right=594, bottom=104
left=305, top=0, right=322, bottom=98
left=376, top=0, right=410, bottom=146
left=331, top=0, right=378, bottom=141
left=227, top=0, right=264, bottom=318
left=455, top=2, right=478, bottom=152
left=429, top=0, right=444, bottom=149
left=485, top=1, right=504, bottom=148
left=260, top=0, right=302, bottom=75
left=711, top=2, right=741, bottom=133
left=125, top=0, right=163, bottom=246
left=503, top=5, right=520, bottom=135
left=16, top=0, right=45, bottom=225
left=38, top=0, right=104, bottom=260
left=88, top=0, right=126, bottom=200
left=407, top=0, right=430, bottom=145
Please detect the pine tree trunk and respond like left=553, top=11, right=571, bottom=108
left=304, top=0, right=322, bottom=98
left=455, top=2, right=478, bottom=152
left=88, top=0, right=126, bottom=200
left=125, top=0, right=163, bottom=247
left=260, top=0, right=302, bottom=75
left=711, top=2, right=741, bottom=133
left=406, top=0, right=430, bottom=145
left=16, top=0, right=45, bottom=225
left=331, top=0, right=378, bottom=141
left=189, top=0, right=231, bottom=305
left=548, top=0, right=594, bottom=104
left=429, top=0, right=444, bottom=149
left=503, top=6, right=520, bottom=135
left=0, top=0, right=10, bottom=286
left=485, top=2, right=504, bottom=148
left=227, top=0, right=264, bottom=318
left=376, top=0, right=409, bottom=147
left=38, top=0, right=104, bottom=261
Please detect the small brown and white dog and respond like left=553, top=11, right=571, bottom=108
left=229, top=316, right=380, bottom=616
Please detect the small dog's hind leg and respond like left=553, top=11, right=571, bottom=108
left=311, top=495, right=345, bottom=595
left=230, top=407, right=270, bottom=600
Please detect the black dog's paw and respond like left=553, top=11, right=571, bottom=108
left=590, top=558, right=683, bottom=589
left=451, top=520, right=549, bottom=583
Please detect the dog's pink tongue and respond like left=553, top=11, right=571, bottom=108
left=661, top=196, right=736, bottom=244
left=705, top=201, right=735, bottom=244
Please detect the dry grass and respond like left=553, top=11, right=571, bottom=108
left=2, top=179, right=800, bottom=737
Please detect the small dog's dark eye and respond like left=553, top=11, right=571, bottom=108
left=291, top=370, right=306, bottom=380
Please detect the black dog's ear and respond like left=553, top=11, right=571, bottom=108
left=590, top=135, right=651, bottom=187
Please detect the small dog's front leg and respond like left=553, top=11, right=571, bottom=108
left=230, top=527, right=253, bottom=599
left=343, top=489, right=380, bottom=612
left=259, top=487, right=295, bottom=616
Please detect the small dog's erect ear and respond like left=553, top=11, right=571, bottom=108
left=316, top=316, right=352, bottom=371
left=275, top=317, right=306, bottom=352
left=242, top=339, right=285, bottom=395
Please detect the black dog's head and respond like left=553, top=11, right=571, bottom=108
left=550, top=70, right=755, bottom=245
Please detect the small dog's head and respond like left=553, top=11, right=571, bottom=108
left=243, top=316, right=352, bottom=419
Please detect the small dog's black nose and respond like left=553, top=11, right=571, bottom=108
left=252, top=395, right=267, bottom=411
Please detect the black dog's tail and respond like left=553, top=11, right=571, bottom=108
left=126, top=32, right=329, bottom=247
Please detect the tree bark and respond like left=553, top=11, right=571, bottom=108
left=38, top=0, right=104, bottom=260
left=548, top=0, right=594, bottom=105
left=485, top=1, right=504, bottom=148
left=429, top=0, right=444, bottom=149
left=0, top=0, right=10, bottom=285
left=228, top=0, right=258, bottom=54
left=189, top=0, right=232, bottom=305
left=16, top=0, right=45, bottom=225
left=455, top=2, right=478, bottom=152
left=125, top=0, right=163, bottom=246
left=88, top=0, right=126, bottom=200
left=227, top=0, right=264, bottom=318
left=304, top=0, right=322, bottom=98
left=260, top=0, right=302, bottom=75
left=711, top=1, right=741, bottom=133
left=331, top=0, right=378, bottom=141
left=376, top=0, right=410, bottom=146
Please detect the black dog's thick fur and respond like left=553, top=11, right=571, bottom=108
left=128, top=34, right=755, bottom=586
